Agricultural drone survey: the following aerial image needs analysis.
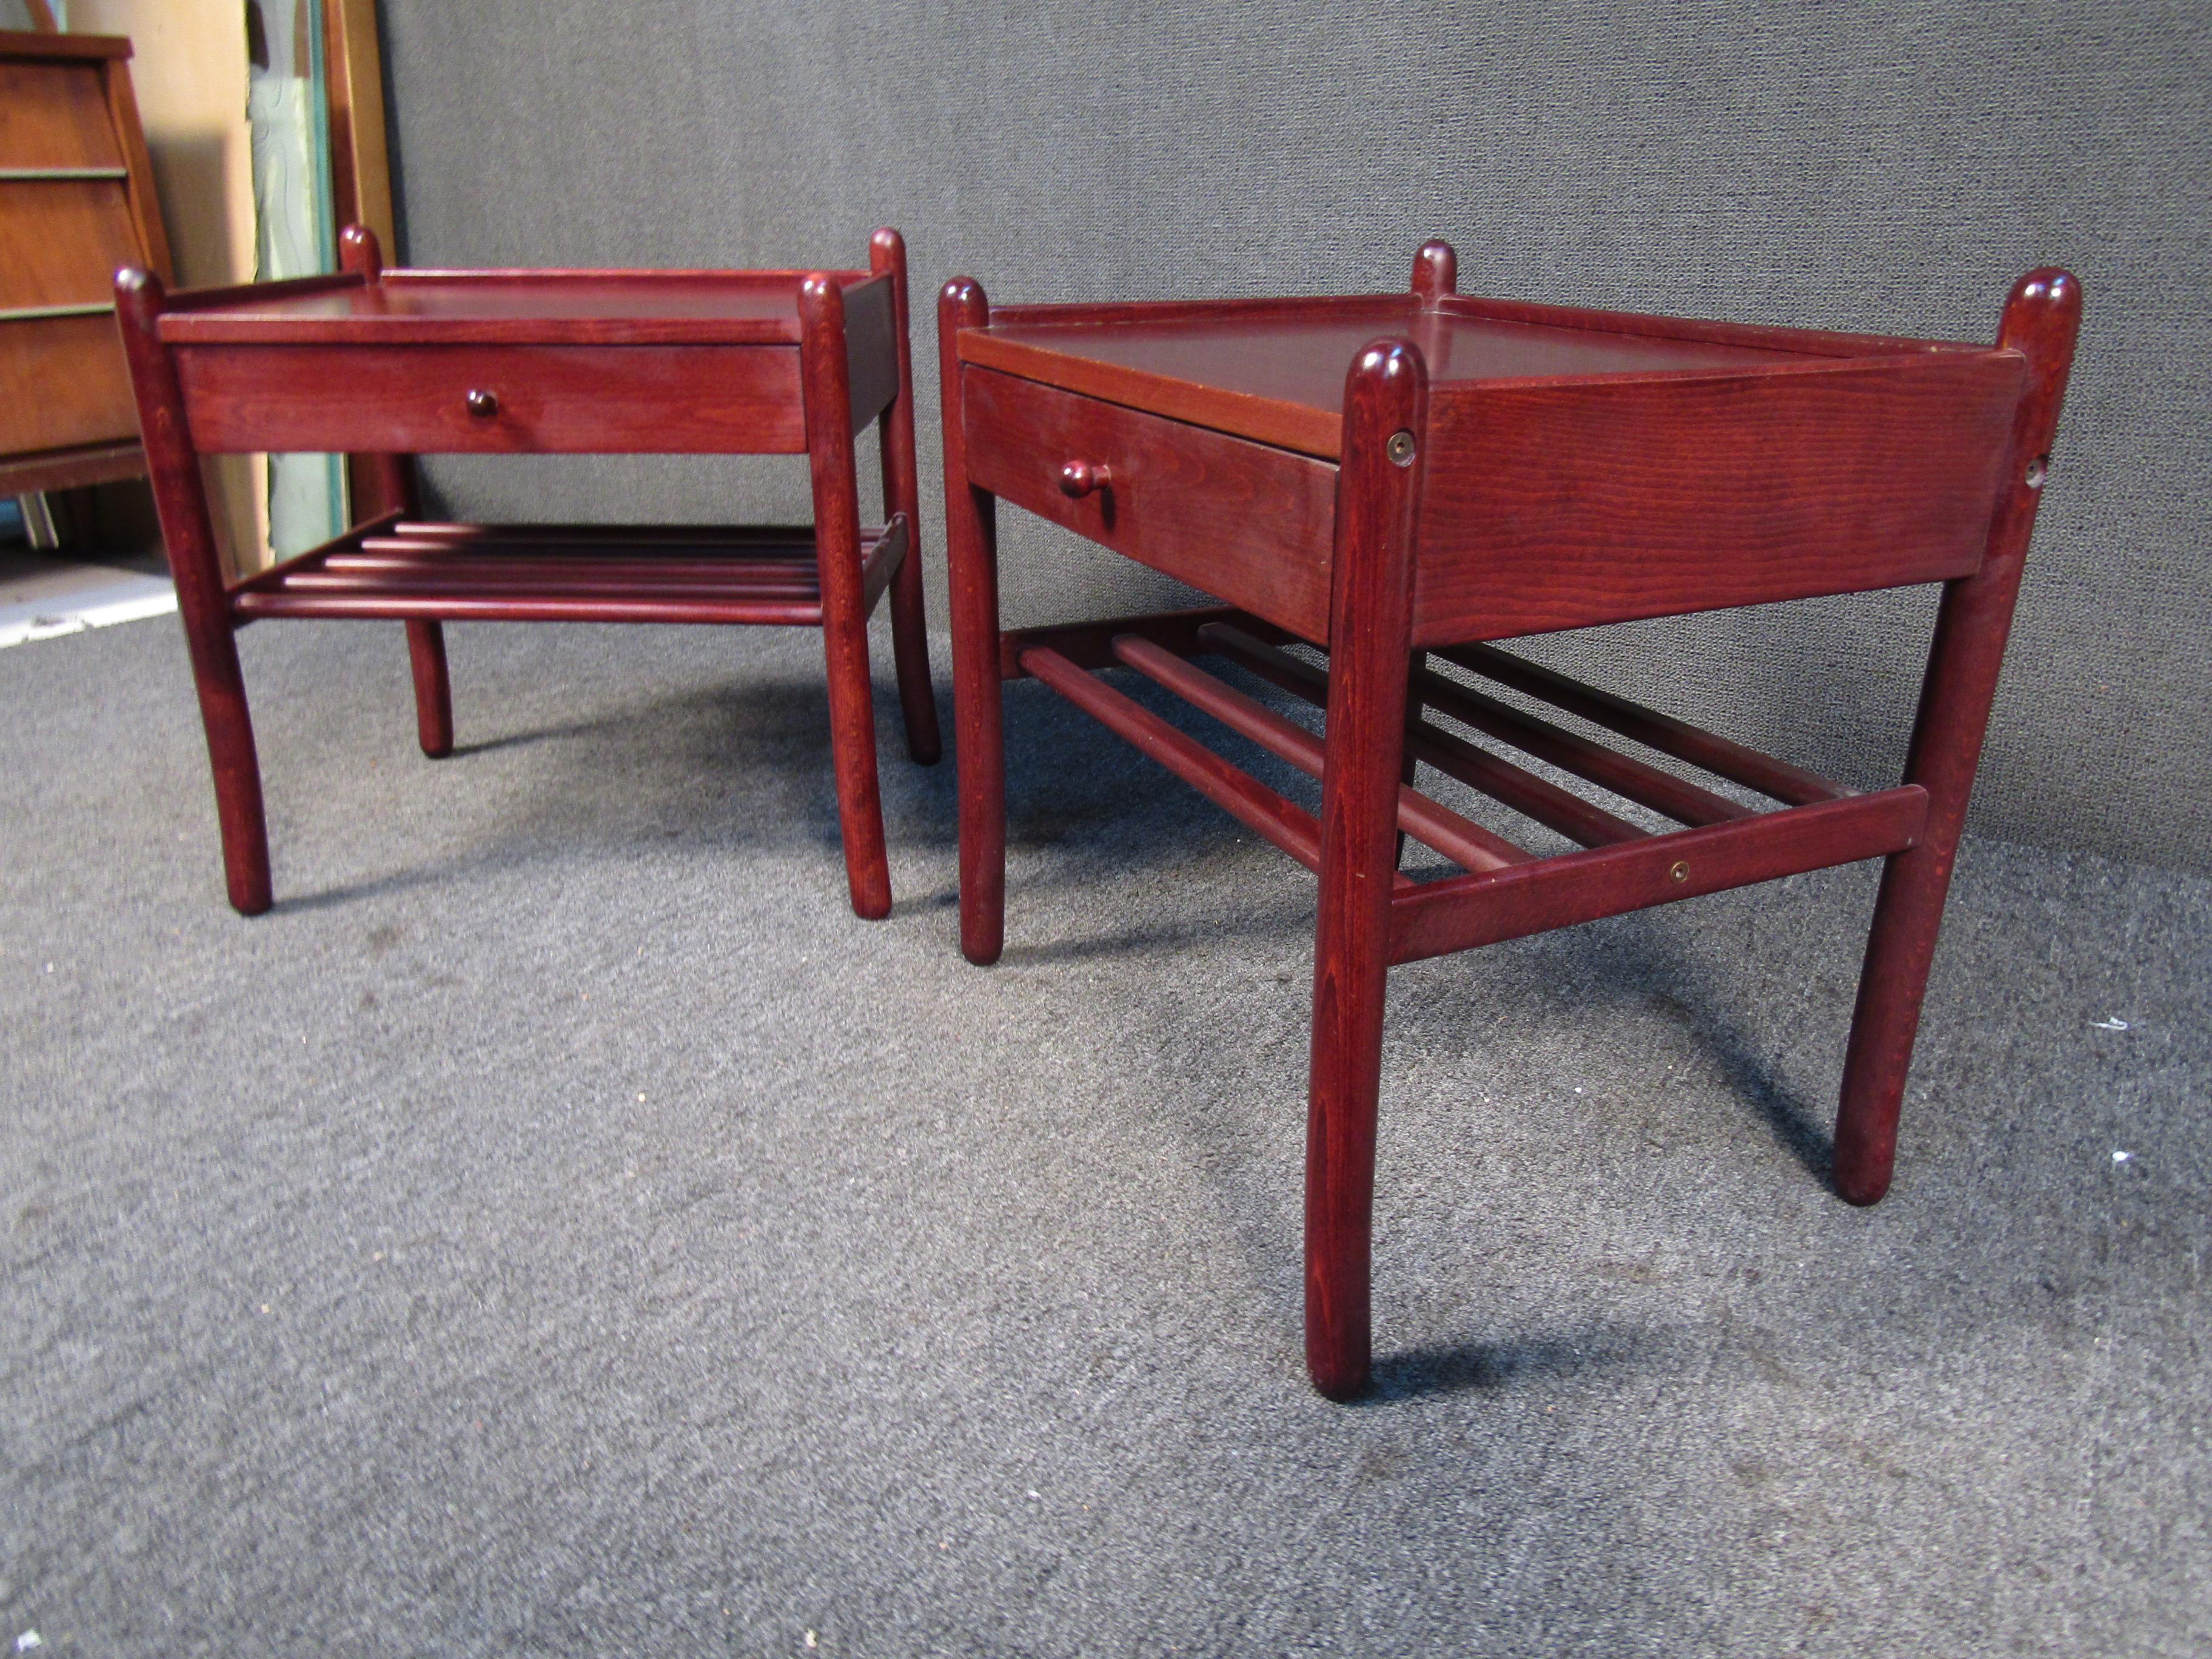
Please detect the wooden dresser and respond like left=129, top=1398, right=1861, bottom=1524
left=0, top=28, right=172, bottom=497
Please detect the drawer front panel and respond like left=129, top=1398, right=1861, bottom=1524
left=0, top=179, right=144, bottom=309
left=0, top=312, right=138, bottom=453
left=962, top=366, right=1337, bottom=642
left=0, top=61, right=124, bottom=169
left=1412, top=353, right=2026, bottom=643
left=173, top=343, right=806, bottom=455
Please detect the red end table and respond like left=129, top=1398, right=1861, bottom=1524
left=937, top=242, right=2079, bottom=1398
left=117, top=226, right=939, bottom=919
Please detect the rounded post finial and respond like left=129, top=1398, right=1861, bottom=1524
left=870, top=226, right=906, bottom=276
left=938, top=275, right=990, bottom=327
left=338, top=223, right=383, bottom=278
left=1412, top=240, right=1457, bottom=303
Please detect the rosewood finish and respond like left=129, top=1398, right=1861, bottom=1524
left=119, top=226, right=940, bottom=918
left=0, top=29, right=171, bottom=497
left=938, top=243, right=2080, bottom=1399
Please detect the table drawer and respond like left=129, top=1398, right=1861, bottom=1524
left=172, top=342, right=806, bottom=455
left=962, top=366, right=1337, bottom=642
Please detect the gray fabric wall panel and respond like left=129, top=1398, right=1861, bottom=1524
left=378, top=1, right=2210, bottom=870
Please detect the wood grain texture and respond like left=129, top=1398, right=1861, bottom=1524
left=99, top=47, right=170, bottom=281
left=962, top=365, right=1338, bottom=641
left=840, top=272, right=899, bottom=435
left=173, top=341, right=808, bottom=455
left=1410, top=351, right=2027, bottom=642
left=1022, top=644, right=1326, bottom=873
left=0, top=55, right=123, bottom=165
left=939, top=277, right=1007, bottom=965
left=0, top=437, right=143, bottom=495
left=1832, top=269, right=2083, bottom=1205
left=1440, top=641, right=1848, bottom=807
left=800, top=272, right=892, bottom=919
left=1112, top=635, right=1526, bottom=873
left=869, top=227, right=941, bottom=766
left=0, top=30, right=132, bottom=61
left=114, top=267, right=271, bottom=916
left=1305, top=339, right=1426, bottom=1401
left=153, top=271, right=863, bottom=346
left=1390, top=787, right=1929, bottom=965
left=0, top=176, right=142, bottom=306
left=1000, top=605, right=1282, bottom=679
left=0, top=309, right=138, bottom=451
left=962, top=298, right=1807, bottom=460
left=335, top=224, right=446, bottom=759
left=121, top=232, right=926, bottom=918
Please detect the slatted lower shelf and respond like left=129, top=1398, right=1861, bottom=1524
left=226, top=514, right=909, bottom=626
left=1009, top=606, right=1929, bottom=966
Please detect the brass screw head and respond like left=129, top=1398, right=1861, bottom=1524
left=1669, top=860, right=1690, bottom=883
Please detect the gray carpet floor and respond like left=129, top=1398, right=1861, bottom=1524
left=1, top=615, right=2205, bottom=1657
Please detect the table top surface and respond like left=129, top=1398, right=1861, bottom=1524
left=959, top=295, right=1978, bottom=458
left=155, top=270, right=877, bottom=347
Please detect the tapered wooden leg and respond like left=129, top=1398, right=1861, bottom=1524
left=116, top=267, right=274, bottom=915
left=406, top=620, right=454, bottom=757
left=1832, top=269, right=2081, bottom=1204
left=939, top=278, right=1005, bottom=965
left=338, top=230, right=457, bottom=765
left=190, top=627, right=275, bottom=916
left=1306, top=338, right=1427, bottom=1400
left=800, top=275, right=893, bottom=919
left=870, top=228, right=943, bottom=766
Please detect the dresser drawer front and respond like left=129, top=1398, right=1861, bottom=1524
left=173, top=343, right=806, bottom=455
left=962, top=366, right=1337, bottom=642
left=0, top=312, right=138, bottom=453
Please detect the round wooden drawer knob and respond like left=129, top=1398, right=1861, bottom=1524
left=1059, top=459, right=1111, bottom=498
left=466, top=389, right=500, bottom=418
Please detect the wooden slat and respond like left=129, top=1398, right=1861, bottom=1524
left=1390, top=787, right=1929, bottom=965
left=1112, top=635, right=1530, bottom=873
left=1408, top=714, right=1647, bottom=849
left=387, top=520, right=819, bottom=547
left=857, top=514, right=908, bottom=616
left=329, top=552, right=818, bottom=588
left=1197, top=622, right=1644, bottom=847
left=230, top=590, right=823, bottom=626
left=1437, top=642, right=1849, bottom=806
left=1412, top=662, right=1753, bottom=826
left=1019, top=645, right=1327, bottom=874
left=276, top=568, right=821, bottom=600
left=997, top=605, right=1284, bottom=679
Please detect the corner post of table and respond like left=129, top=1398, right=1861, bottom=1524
left=937, top=276, right=1005, bottom=966
left=113, top=266, right=273, bottom=916
left=868, top=227, right=942, bottom=766
left=1305, top=337, right=1428, bottom=1400
left=338, top=223, right=452, bottom=760
left=1411, top=239, right=1457, bottom=304
left=1395, top=238, right=1455, bottom=851
left=1832, top=268, right=2083, bottom=1205
left=799, top=272, right=894, bottom=920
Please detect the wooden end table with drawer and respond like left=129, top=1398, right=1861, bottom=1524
left=118, top=226, right=939, bottom=919
left=937, top=243, right=2079, bottom=1399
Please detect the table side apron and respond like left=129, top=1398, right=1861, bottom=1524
left=1410, top=350, right=2028, bottom=644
